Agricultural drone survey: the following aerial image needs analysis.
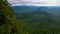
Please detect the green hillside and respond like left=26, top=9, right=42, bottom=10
left=14, top=10, right=60, bottom=34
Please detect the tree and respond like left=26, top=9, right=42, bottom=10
left=0, top=0, right=18, bottom=34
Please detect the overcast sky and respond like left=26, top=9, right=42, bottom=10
left=7, top=0, right=60, bottom=6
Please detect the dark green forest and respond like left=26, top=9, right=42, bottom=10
left=14, top=10, right=60, bottom=34
left=1, top=0, right=60, bottom=34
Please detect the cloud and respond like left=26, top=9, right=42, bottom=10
left=7, top=0, right=60, bottom=6
left=8, top=0, right=47, bottom=4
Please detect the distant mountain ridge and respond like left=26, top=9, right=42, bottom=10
left=12, top=6, right=60, bottom=22
left=12, top=6, right=60, bottom=12
left=12, top=6, right=40, bottom=12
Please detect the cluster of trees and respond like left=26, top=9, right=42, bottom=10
left=0, top=0, right=22, bottom=34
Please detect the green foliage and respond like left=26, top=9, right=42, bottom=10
left=0, top=0, right=20, bottom=34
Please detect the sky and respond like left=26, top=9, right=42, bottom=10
left=7, top=0, right=60, bottom=6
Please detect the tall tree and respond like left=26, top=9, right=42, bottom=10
left=0, top=0, right=18, bottom=34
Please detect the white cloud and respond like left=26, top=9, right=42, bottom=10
left=7, top=0, right=60, bottom=6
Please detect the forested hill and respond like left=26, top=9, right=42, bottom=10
left=13, top=6, right=60, bottom=34
left=13, top=6, right=60, bottom=22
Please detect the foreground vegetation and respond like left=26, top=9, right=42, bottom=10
left=0, top=0, right=22, bottom=34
